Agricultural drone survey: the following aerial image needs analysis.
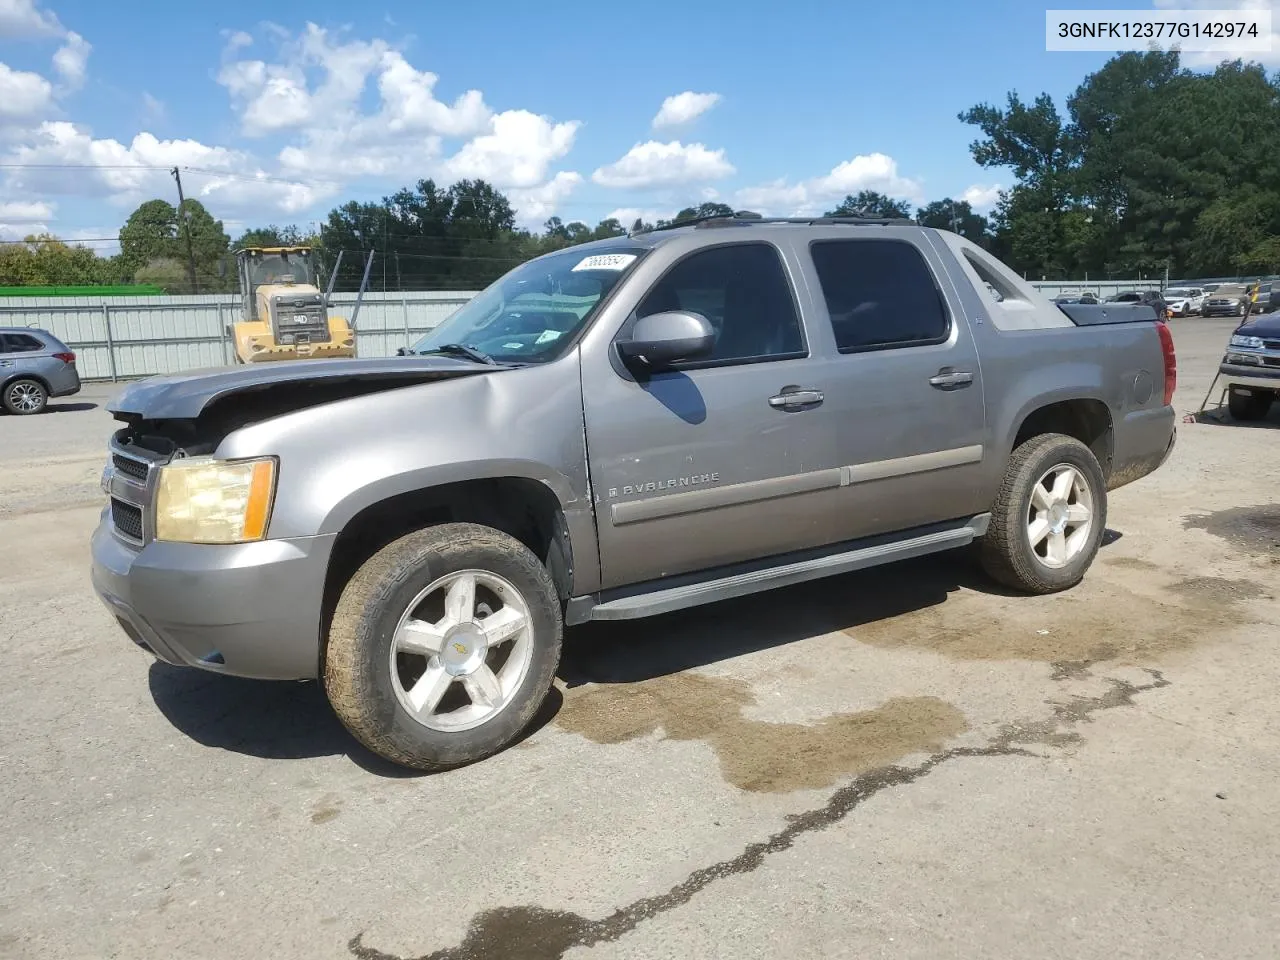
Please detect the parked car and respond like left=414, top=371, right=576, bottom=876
left=90, top=218, right=1178, bottom=772
left=1217, top=309, right=1280, bottom=419
left=1202, top=284, right=1251, bottom=317
left=0, top=326, right=82, bottom=415
left=1162, top=287, right=1205, bottom=317
left=1108, top=290, right=1170, bottom=319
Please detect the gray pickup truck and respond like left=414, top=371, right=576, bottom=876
left=91, top=216, right=1178, bottom=771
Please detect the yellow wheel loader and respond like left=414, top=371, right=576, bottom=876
left=226, top=247, right=372, bottom=364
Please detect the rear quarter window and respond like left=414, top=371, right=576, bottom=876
left=1, top=333, right=46, bottom=353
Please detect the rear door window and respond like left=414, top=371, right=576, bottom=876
left=808, top=239, right=951, bottom=352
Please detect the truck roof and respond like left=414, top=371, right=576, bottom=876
left=544, top=213, right=929, bottom=261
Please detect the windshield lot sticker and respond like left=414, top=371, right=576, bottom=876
left=535, top=330, right=563, bottom=344
left=572, top=253, right=638, bottom=272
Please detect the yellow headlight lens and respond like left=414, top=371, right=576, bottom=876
left=154, top=457, right=277, bottom=544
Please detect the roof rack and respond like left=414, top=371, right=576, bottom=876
left=630, top=211, right=916, bottom=236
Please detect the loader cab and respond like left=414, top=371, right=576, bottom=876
left=236, top=247, right=319, bottom=321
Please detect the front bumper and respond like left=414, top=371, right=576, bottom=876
left=1218, top=362, right=1280, bottom=392
left=90, top=509, right=336, bottom=680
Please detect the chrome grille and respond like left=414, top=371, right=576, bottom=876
left=105, top=434, right=166, bottom=545
left=112, top=453, right=149, bottom=482
left=110, top=499, right=144, bottom=541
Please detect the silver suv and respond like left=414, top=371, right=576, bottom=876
left=0, top=326, right=82, bottom=415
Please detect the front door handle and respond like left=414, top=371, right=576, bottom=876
left=929, top=368, right=974, bottom=390
left=769, top=387, right=824, bottom=409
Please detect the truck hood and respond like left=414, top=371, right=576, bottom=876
left=107, top=355, right=501, bottom=421
left=1236, top=313, right=1280, bottom=338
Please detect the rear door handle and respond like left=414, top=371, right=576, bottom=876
left=929, top=368, right=974, bottom=390
left=769, top=387, right=824, bottom=409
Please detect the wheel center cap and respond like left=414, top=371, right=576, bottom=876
left=1048, top=501, right=1069, bottom=533
left=440, top=622, right=486, bottom=677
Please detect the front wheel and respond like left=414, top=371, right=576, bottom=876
left=978, top=433, right=1108, bottom=594
left=1228, top=389, right=1273, bottom=421
left=324, top=522, right=563, bottom=771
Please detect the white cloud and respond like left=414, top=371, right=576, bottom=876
left=0, top=62, right=54, bottom=121
left=592, top=140, right=734, bottom=189
left=508, top=171, right=582, bottom=227
left=733, top=152, right=923, bottom=215
left=52, top=30, right=89, bottom=89
left=442, top=110, right=578, bottom=188
left=0, top=0, right=61, bottom=38
left=606, top=206, right=675, bottom=228
left=220, top=22, right=578, bottom=200
left=0, top=121, right=333, bottom=216
left=652, top=91, right=721, bottom=129
left=1151, top=0, right=1280, bottom=66
left=961, top=183, right=1003, bottom=210
left=0, top=199, right=53, bottom=219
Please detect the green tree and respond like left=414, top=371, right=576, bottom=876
left=824, top=191, right=912, bottom=218
left=134, top=257, right=193, bottom=293
left=960, top=49, right=1280, bottom=278
left=672, top=202, right=735, bottom=222
left=0, top=234, right=120, bottom=286
left=118, top=197, right=232, bottom=291
left=118, top=199, right=178, bottom=276
left=915, top=198, right=990, bottom=244
left=233, top=224, right=311, bottom=250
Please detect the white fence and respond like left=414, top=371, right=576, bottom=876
left=0, top=291, right=479, bottom=381
left=1028, top=279, right=1164, bottom=300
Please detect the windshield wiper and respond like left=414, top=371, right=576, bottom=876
left=414, top=343, right=496, bottom=365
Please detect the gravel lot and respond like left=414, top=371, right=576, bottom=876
left=3, top=317, right=1279, bottom=960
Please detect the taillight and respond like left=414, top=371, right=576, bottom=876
left=1156, top=321, right=1176, bottom=405
left=52, top=352, right=75, bottom=364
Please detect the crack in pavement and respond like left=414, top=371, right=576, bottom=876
left=348, top=668, right=1170, bottom=960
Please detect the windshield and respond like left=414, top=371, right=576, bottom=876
left=410, top=246, right=645, bottom=363
left=250, top=253, right=315, bottom=288
left=1165, top=288, right=1190, bottom=297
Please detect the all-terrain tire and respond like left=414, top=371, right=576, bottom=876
left=324, top=522, right=563, bottom=771
left=1228, top=389, right=1273, bottom=422
left=978, top=433, right=1108, bottom=594
left=2, top=378, right=48, bottom=415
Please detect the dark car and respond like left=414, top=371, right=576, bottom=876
left=1217, top=310, right=1280, bottom=419
left=1108, top=290, right=1169, bottom=319
left=1202, top=284, right=1251, bottom=318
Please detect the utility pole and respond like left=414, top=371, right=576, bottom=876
left=170, top=167, right=199, bottom=294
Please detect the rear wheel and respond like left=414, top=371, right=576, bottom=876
left=324, top=522, right=563, bottom=771
left=1228, top=388, right=1273, bottom=422
left=2, top=378, right=48, bottom=415
left=978, top=433, right=1108, bottom=594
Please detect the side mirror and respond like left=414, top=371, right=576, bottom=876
left=616, top=310, right=716, bottom=373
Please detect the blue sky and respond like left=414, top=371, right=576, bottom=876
left=0, top=0, right=1274, bottom=252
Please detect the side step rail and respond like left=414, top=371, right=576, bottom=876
left=570, top=514, right=988, bottom=624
